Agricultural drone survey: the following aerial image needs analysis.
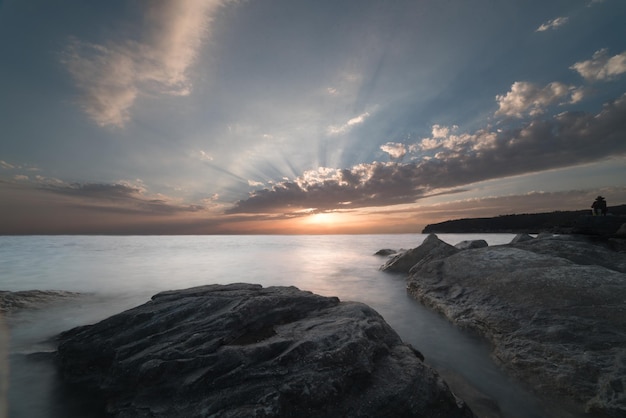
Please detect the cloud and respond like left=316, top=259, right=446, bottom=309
left=380, top=142, right=407, bottom=160
left=40, top=180, right=204, bottom=215
left=0, top=160, right=15, bottom=170
left=536, top=17, right=569, bottom=32
left=495, top=81, right=584, bottom=118
left=228, top=93, right=626, bottom=214
left=570, top=49, right=626, bottom=82
left=327, top=112, right=371, bottom=135
left=63, top=1, right=233, bottom=127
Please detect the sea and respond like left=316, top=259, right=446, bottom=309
left=0, top=234, right=581, bottom=418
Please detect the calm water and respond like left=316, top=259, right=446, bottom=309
left=0, top=234, right=578, bottom=417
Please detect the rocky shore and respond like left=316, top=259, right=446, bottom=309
left=55, top=283, right=474, bottom=418
left=381, top=233, right=626, bottom=417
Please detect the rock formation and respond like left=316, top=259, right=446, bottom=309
left=402, top=234, right=626, bottom=417
left=56, top=283, right=474, bottom=418
left=454, top=240, right=488, bottom=250
left=380, top=234, right=458, bottom=274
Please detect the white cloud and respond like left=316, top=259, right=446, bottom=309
left=197, top=150, right=214, bottom=162
left=0, top=160, right=15, bottom=169
left=536, top=17, right=569, bottom=32
left=495, top=81, right=583, bottom=118
left=380, top=142, right=407, bottom=159
left=570, top=49, right=626, bottom=82
left=248, top=180, right=264, bottom=187
left=63, top=1, right=233, bottom=128
left=13, top=175, right=29, bottom=181
left=327, top=112, right=371, bottom=135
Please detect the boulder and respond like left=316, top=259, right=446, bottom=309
left=509, top=233, right=534, bottom=243
left=380, top=234, right=458, bottom=274
left=407, top=236, right=626, bottom=417
left=454, top=240, right=488, bottom=250
left=56, top=284, right=474, bottom=418
left=616, top=223, right=626, bottom=237
left=373, top=248, right=397, bottom=256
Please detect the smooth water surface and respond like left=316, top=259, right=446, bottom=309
left=0, top=234, right=577, bottom=417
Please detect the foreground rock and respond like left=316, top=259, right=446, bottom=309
left=405, top=234, right=626, bottom=417
left=56, top=283, right=474, bottom=418
left=0, top=290, right=80, bottom=313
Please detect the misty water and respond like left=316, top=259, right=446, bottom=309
left=1, top=234, right=582, bottom=417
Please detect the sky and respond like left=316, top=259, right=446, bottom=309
left=1, top=0, right=625, bottom=234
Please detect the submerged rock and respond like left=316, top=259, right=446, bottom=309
left=56, top=283, right=474, bottom=418
left=380, top=234, right=458, bottom=274
left=406, top=234, right=626, bottom=417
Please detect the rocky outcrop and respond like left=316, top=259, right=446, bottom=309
left=509, top=233, right=534, bottom=243
left=56, top=283, right=474, bottom=418
left=0, top=290, right=80, bottom=313
left=380, top=234, right=458, bottom=274
left=405, top=234, right=626, bottom=417
left=454, top=240, right=488, bottom=250
left=373, top=248, right=397, bottom=256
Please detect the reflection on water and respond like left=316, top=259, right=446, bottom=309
left=1, top=234, right=582, bottom=417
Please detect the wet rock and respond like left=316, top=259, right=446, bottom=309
left=56, top=283, right=474, bottom=418
left=407, top=235, right=626, bottom=417
left=380, top=234, right=458, bottom=274
left=454, top=240, right=488, bottom=250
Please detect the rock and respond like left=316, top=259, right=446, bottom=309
left=454, top=240, right=488, bottom=250
left=56, top=284, right=474, bottom=418
left=511, top=234, right=626, bottom=273
left=616, top=223, right=626, bottom=237
left=0, top=290, right=81, bottom=313
left=407, top=235, right=626, bottom=417
left=373, top=248, right=397, bottom=256
left=572, top=215, right=626, bottom=237
left=536, top=232, right=554, bottom=239
left=509, top=233, right=534, bottom=243
left=380, top=234, right=458, bottom=274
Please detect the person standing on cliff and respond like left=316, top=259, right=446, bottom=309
left=591, top=196, right=607, bottom=216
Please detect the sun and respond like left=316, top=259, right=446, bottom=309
left=308, top=212, right=335, bottom=225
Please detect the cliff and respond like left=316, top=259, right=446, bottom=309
left=422, top=204, right=626, bottom=234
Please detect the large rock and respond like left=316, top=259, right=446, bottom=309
left=380, top=234, right=458, bottom=274
left=454, top=239, right=488, bottom=250
left=56, top=283, right=474, bottom=418
left=407, top=235, right=626, bottom=417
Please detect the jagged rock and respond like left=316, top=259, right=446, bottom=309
left=380, top=234, right=458, bottom=274
left=616, top=223, right=626, bottom=237
left=407, top=235, right=626, bottom=417
left=56, top=284, right=474, bottom=418
left=454, top=240, right=488, bottom=250
left=0, top=290, right=81, bottom=313
left=509, top=233, right=534, bottom=243
left=373, top=248, right=397, bottom=256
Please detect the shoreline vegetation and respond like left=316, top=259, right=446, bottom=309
left=422, top=204, right=626, bottom=235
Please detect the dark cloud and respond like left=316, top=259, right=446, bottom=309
left=41, top=182, right=204, bottom=215
left=228, top=93, right=626, bottom=214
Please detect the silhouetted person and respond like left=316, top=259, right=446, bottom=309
left=591, top=196, right=607, bottom=216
